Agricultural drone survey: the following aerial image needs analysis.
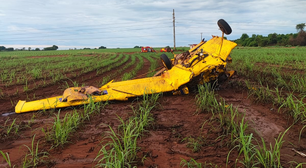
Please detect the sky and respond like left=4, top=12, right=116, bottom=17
left=0, top=0, right=305, bottom=50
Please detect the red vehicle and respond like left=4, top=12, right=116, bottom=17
left=141, top=46, right=156, bottom=52
left=160, top=47, right=173, bottom=52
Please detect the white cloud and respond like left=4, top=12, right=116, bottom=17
left=0, top=0, right=305, bottom=48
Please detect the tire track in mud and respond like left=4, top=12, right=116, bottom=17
left=137, top=94, right=239, bottom=167
left=218, top=88, right=286, bottom=142
left=0, top=54, right=132, bottom=114
left=217, top=80, right=306, bottom=166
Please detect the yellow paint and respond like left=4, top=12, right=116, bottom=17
left=15, top=36, right=237, bottom=113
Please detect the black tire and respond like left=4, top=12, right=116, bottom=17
left=218, top=73, right=228, bottom=83
left=217, top=19, right=232, bottom=35
left=160, top=54, right=172, bottom=70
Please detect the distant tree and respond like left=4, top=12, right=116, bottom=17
left=35, top=48, right=40, bottom=51
left=248, top=40, right=258, bottom=47
left=0, top=46, right=5, bottom=51
left=277, top=34, right=289, bottom=46
left=6, top=48, right=14, bottom=51
left=240, top=33, right=249, bottom=46
left=52, top=45, right=58, bottom=50
left=240, top=33, right=249, bottom=41
left=230, top=26, right=306, bottom=47
left=84, top=48, right=91, bottom=50
left=44, top=45, right=58, bottom=50
left=268, top=33, right=278, bottom=45
left=291, top=24, right=306, bottom=46
left=255, top=35, right=263, bottom=45
left=134, top=46, right=140, bottom=48
left=99, top=46, right=106, bottom=49
left=257, top=36, right=269, bottom=47
left=296, top=23, right=305, bottom=32
left=28, top=47, right=31, bottom=51
left=295, top=31, right=306, bottom=46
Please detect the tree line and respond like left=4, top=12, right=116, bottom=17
left=0, top=45, right=109, bottom=51
left=0, top=45, right=59, bottom=52
left=234, top=23, right=306, bottom=47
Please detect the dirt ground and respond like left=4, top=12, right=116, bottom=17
left=0, top=54, right=306, bottom=168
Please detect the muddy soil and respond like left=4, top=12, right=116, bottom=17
left=218, top=80, right=306, bottom=167
left=0, top=53, right=305, bottom=167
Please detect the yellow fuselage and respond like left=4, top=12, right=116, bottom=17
left=15, top=36, right=237, bottom=113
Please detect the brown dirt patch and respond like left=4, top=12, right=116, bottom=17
left=0, top=53, right=305, bottom=167
left=217, top=78, right=306, bottom=167
left=136, top=94, right=239, bottom=167
left=134, top=56, right=151, bottom=79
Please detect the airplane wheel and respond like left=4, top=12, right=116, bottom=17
left=217, top=19, right=232, bottom=35
left=160, top=54, right=172, bottom=70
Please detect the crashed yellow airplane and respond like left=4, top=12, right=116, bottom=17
left=15, top=19, right=237, bottom=113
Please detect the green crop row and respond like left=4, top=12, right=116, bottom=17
left=121, top=54, right=144, bottom=81
left=95, top=93, right=160, bottom=167
left=229, top=47, right=306, bottom=96
left=195, top=84, right=305, bottom=167
left=0, top=54, right=117, bottom=85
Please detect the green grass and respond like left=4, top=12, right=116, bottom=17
left=245, top=80, right=274, bottom=104
left=227, top=118, right=290, bottom=168
left=42, top=110, right=80, bottom=147
left=229, top=47, right=306, bottom=94
left=41, top=98, right=107, bottom=148
left=183, top=136, right=204, bottom=153
left=122, top=54, right=144, bottom=81
left=22, top=135, right=49, bottom=168
left=180, top=158, right=220, bottom=168
left=0, top=150, right=13, bottom=168
left=227, top=117, right=258, bottom=168
left=0, top=53, right=120, bottom=88
left=255, top=129, right=289, bottom=168
left=145, top=53, right=160, bottom=77
left=95, top=93, right=160, bottom=167
left=195, top=84, right=220, bottom=114
left=81, top=96, right=107, bottom=120
left=1, top=118, right=19, bottom=137
left=279, top=93, right=306, bottom=123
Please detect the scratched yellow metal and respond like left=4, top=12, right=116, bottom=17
left=15, top=36, right=236, bottom=113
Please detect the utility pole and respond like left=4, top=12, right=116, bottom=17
left=173, top=9, right=176, bottom=50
